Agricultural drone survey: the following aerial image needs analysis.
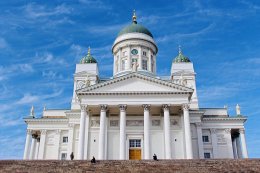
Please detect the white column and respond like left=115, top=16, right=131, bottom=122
left=225, top=128, right=234, bottom=158
left=29, top=134, right=37, bottom=160
left=210, top=128, right=218, bottom=158
left=67, top=124, right=75, bottom=160
left=118, top=48, right=122, bottom=71
left=143, top=104, right=150, bottom=159
left=138, top=46, right=142, bottom=70
left=23, top=129, right=32, bottom=159
left=34, top=137, right=40, bottom=159
left=128, top=46, right=131, bottom=70
left=148, top=49, right=151, bottom=71
left=54, top=130, right=61, bottom=159
left=239, top=129, right=248, bottom=158
left=77, top=105, right=87, bottom=160
left=119, top=105, right=127, bottom=160
left=196, top=123, right=204, bottom=159
left=183, top=104, right=193, bottom=159
left=84, top=112, right=90, bottom=160
left=163, top=104, right=171, bottom=159
left=38, top=130, right=47, bottom=159
left=232, top=138, right=238, bottom=159
left=236, top=136, right=242, bottom=158
left=98, top=105, right=107, bottom=160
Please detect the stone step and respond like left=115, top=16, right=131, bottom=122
left=0, top=159, right=260, bottom=173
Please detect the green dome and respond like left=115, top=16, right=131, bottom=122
left=118, top=11, right=153, bottom=38
left=173, top=47, right=191, bottom=63
left=118, top=22, right=153, bottom=38
left=80, top=47, right=97, bottom=64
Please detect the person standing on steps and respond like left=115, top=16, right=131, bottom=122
left=70, top=152, right=74, bottom=160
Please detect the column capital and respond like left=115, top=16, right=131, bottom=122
left=142, top=104, right=151, bottom=111
left=182, top=104, right=190, bottom=110
left=80, top=104, right=88, bottom=111
left=239, top=128, right=245, bottom=134
left=162, top=104, right=170, bottom=111
left=32, top=133, right=38, bottom=139
left=100, top=104, right=108, bottom=111
left=225, top=128, right=231, bottom=134
left=119, top=104, right=127, bottom=111
left=210, top=128, right=217, bottom=134
left=40, top=130, right=47, bottom=135
left=26, top=129, right=32, bottom=134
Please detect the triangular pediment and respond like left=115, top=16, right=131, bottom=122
left=77, top=72, right=193, bottom=94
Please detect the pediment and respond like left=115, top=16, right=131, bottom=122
left=77, top=72, right=193, bottom=94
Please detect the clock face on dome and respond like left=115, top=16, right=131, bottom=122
left=131, top=49, right=138, bottom=55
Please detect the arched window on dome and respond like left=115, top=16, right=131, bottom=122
left=142, top=58, right=148, bottom=70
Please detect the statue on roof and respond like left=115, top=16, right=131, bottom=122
left=236, top=104, right=241, bottom=115
left=30, top=105, right=35, bottom=118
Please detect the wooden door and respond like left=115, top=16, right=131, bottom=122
left=129, top=149, right=141, bottom=160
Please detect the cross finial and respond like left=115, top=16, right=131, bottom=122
left=178, top=45, right=182, bottom=54
left=88, top=46, right=91, bottom=56
left=132, top=10, right=137, bottom=24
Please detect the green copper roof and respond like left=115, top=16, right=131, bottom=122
left=80, top=47, right=97, bottom=64
left=173, top=47, right=191, bottom=63
left=118, top=23, right=153, bottom=38
left=118, top=10, right=153, bottom=38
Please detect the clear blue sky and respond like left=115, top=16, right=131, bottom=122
left=0, top=0, right=259, bottom=159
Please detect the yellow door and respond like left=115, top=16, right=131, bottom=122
left=129, top=149, right=141, bottom=160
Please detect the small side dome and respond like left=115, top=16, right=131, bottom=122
left=173, top=46, right=191, bottom=63
left=80, top=47, right=97, bottom=64
left=117, top=10, right=153, bottom=38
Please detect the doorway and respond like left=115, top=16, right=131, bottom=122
left=129, top=139, right=141, bottom=160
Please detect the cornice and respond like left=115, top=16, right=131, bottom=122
left=203, top=117, right=247, bottom=122
left=78, top=91, right=191, bottom=96
left=24, top=118, right=68, bottom=123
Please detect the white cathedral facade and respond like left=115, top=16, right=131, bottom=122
left=23, top=13, right=248, bottom=160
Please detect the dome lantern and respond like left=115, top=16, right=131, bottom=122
left=173, top=46, right=191, bottom=63
left=80, top=47, right=97, bottom=64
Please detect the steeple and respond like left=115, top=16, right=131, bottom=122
left=132, top=10, right=137, bottom=24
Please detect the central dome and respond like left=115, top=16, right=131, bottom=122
left=117, top=11, right=153, bottom=38
left=118, top=23, right=153, bottom=38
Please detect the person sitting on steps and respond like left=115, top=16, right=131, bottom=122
left=91, top=156, right=96, bottom=163
left=153, top=154, right=158, bottom=161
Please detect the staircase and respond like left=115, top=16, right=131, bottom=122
left=0, top=159, right=260, bottom=173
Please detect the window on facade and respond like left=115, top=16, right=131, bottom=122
left=129, top=139, right=141, bottom=148
left=132, top=58, right=137, bottom=63
left=63, top=136, right=68, bottom=143
left=142, top=59, right=147, bottom=70
left=143, top=51, right=147, bottom=56
left=204, top=152, right=211, bottom=159
left=202, top=136, right=209, bottom=143
left=61, top=153, right=67, bottom=160
left=121, top=59, right=126, bottom=70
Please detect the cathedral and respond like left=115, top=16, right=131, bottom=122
left=23, top=12, right=248, bottom=160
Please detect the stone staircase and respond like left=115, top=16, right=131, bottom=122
left=0, top=159, right=260, bottom=173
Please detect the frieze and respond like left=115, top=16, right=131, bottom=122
left=170, top=119, right=179, bottom=126
left=126, top=120, right=144, bottom=126
left=91, top=120, right=100, bottom=127
left=152, top=120, right=160, bottom=126
left=110, top=120, right=119, bottom=127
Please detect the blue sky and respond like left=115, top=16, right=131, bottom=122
left=0, top=0, right=259, bottom=159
